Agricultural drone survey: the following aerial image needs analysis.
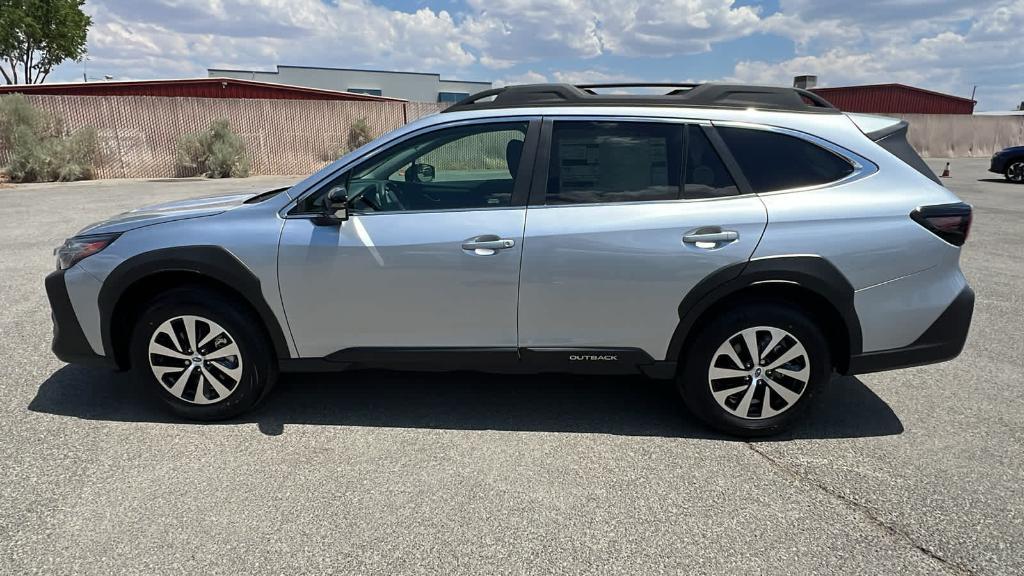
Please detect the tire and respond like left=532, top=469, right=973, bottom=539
left=677, top=301, right=831, bottom=437
left=1005, top=160, right=1024, bottom=183
left=129, top=286, right=277, bottom=420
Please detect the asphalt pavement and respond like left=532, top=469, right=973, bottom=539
left=0, top=162, right=1020, bottom=575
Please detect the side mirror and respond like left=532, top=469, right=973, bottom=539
left=411, top=163, right=435, bottom=183
left=315, top=186, right=349, bottom=224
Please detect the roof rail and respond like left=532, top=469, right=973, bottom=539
left=576, top=83, right=701, bottom=91
left=442, top=82, right=838, bottom=114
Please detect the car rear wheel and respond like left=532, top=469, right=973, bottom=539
left=129, top=287, right=277, bottom=420
left=678, top=301, right=831, bottom=437
left=1006, top=160, right=1024, bottom=183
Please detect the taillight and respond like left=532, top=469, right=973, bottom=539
left=910, top=202, right=972, bottom=246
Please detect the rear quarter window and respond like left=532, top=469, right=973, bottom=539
left=717, top=126, right=854, bottom=193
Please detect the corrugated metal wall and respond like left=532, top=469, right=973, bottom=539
left=0, top=95, right=446, bottom=178
left=812, top=86, right=975, bottom=114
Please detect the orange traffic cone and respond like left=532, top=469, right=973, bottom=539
left=940, top=162, right=951, bottom=178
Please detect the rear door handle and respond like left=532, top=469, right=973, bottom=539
left=462, top=234, right=516, bottom=254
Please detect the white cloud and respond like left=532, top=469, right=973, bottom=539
left=43, top=0, right=1024, bottom=110
left=66, top=0, right=476, bottom=82
left=493, top=70, right=549, bottom=87
left=598, top=0, right=762, bottom=55
left=64, top=0, right=770, bottom=83
left=463, top=0, right=764, bottom=64
left=731, top=0, right=1024, bottom=110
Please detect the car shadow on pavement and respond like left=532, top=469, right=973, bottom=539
left=977, top=178, right=1020, bottom=185
left=29, top=365, right=903, bottom=440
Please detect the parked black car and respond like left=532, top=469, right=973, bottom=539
left=990, top=146, right=1024, bottom=183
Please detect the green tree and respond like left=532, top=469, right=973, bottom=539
left=0, top=0, right=91, bottom=85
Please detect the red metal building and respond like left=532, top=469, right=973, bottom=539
left=0, top=77, right=405, bottom=102
left=810, top=83, right=975, bottom=114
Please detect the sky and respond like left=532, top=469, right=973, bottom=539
left=50, top=0, right=1024, bottom=111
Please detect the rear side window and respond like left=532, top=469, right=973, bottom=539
left=546, top=121, right=682, bottom=205
left=717, top=127, right=854, bottom=193
left=543, top=121, right=739, bottom=204
left=685, top=125, right=739, bottom=199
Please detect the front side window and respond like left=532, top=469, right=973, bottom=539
left=717, top=126, right=855, bottom=193
left=303, top=121, right=529, bottom=214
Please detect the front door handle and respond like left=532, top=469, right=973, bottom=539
left=683, top=228, right=739, bottom=247
left=462, top=234, right=516, bottom=255
left=683, top=231, right=739, bottom=243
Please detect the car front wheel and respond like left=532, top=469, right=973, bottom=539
left=1006, top=160, right=1024, bottom=183
left=129, top=287, right=277, bottom=420
left=678, top=301, right=832, bottom=437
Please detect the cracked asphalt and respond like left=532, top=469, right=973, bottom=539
left=1, top=160, right=1021, bottom=575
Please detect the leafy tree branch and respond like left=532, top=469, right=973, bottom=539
left=0, top=0, right=91, bottom=85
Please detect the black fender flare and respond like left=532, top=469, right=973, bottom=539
left=97, top=246, right=292, bottom=365
left=664, top=255, right=863, bottom=363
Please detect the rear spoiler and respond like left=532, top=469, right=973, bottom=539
left=846, top=114, right=942, bottom=184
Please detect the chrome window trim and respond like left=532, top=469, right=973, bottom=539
left=323, top=205, right=526, bottom=218
left=709, top=120, right=878, bottom=195
left=280, top=115, right=540, bottom=219
left=524, top=194, right=755, bottom=210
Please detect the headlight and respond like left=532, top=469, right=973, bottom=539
left=55, top=233, right=120, bottom=270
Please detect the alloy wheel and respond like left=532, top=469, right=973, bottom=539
left=707, top=326, right=810, bottom=420
left=148, top=315, right=243, bottom=405
left=1008, top=161, right=1024, bottom=183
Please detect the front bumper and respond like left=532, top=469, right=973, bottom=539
left=989, top=156, right=1007, bottom=174
left=847, top=285, right=974, bottom=375
left=44, top=270, right=116, bottom=368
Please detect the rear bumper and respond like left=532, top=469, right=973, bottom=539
left=989, top=156, right=1007, bottom=174
left=45, top=270, right=116, bottom=368
left=847, top=285, right=974, bottom=375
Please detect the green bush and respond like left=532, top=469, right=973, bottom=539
left=175, top=119, right=250, bottom=178
left=0, top=93, right=100, bottom=182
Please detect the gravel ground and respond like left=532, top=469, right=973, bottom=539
left=0, top=162, right=1021, bottom=575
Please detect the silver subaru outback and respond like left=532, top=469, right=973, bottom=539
left=45, top=83, right=974, bottom=437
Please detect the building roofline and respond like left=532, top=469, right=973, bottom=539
left=810, top=83, right=976, bottom=104
left=0, top=76, right=408, bottom=102
left=207, top=64, right=492, bottom=85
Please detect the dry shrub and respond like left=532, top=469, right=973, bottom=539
left=0, top=94, right=100, bottom=182
left=175, top=119, right=251, bottom=178
left=323, top=117, right=375, bottom=162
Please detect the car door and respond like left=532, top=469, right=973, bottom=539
left=517, top=118, right=768, bottom=362
left=278, top=119, right=539, bottom=358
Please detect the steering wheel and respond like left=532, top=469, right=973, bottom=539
left=345, top=182, right=384, bottom=212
